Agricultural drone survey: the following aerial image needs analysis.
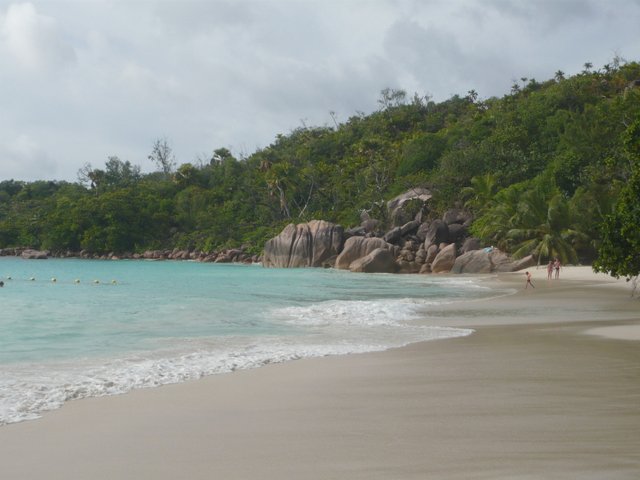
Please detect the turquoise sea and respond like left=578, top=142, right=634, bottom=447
left=0, top=258, right=501, bottom=425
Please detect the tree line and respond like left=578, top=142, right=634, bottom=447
left=0, top=59, right=638, bottom=278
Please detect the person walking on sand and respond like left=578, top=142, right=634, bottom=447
left=525, top=271, right=535, bottom=289
left=553, top=258, right=561, bottom=279
left=547, top=260, right=554, bottom=280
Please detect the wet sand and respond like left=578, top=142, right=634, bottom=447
left=0, top=267, right=638, bottom=479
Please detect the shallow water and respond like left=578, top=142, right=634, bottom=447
left=0, top=258, right=499, bottom=425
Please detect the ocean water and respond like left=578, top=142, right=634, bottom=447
left=0, top=257, right=497, bottom=425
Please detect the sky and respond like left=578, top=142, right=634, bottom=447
left=1, top=0, right=639, bottom=182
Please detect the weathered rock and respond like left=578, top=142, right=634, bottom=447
left=361, top=219, right=380, bottom=234
left=431, top=243, right=456, bottom=273
left=397, top=260, right=420, bottom=274
left=20, top=249, right=48, bottom=259
left=488, top=250, right=513, bottom=271
left=493, top=252, right=534, bottom=272
left=510, top=254, right=537, bottom=272
left=403, top=240, right=419, bottom=251
left=335, top=237, right=390, bottom=270
left=415, top=222, right=430, bottom=242
left=460, top=237, right=482, bottom=254
left=400, top=220, right=420, bottom=236
left=399, top=250, right=415, bottom=262
left=227, top=249, right=243, bottom=261
left=349, top=248, right=398, bottom=273
left=423, top=220, right=449, bottom=249
left=425, top=244, right=439, bottom=265
left=263, top=220, right=344, bottom=268
left=447, top=223, right=467, bottom=243
left=451, top=249, right=536, bottom=274
left=387, top=188, right=432, bottom=226
left=419, top=263, right=431, bottom=274
left=345, top=226, right=366, bottom=237
left=442, top=208, right=473, bottom=226
left=383, top=227, right=403, bottom=244
left=450, top=250, right=492, bottom=274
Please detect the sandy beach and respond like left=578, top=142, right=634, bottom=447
left=0, top=266, right=638, bottom=479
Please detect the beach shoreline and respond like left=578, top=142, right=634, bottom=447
left=0, top=266, right=638, bottom=479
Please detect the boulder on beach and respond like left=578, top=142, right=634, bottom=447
left=335, top=237, right=390, bottom=270
left=349, top=247, right=398, bottom=273
left=430, top=243, right=456, bottom=273
left=262, top=220, right=344, bottom=268
left=450, top=249, right=492, bottom=274
left=451, top=249, right=537, bottom=274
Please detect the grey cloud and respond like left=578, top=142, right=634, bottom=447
left=0, top=133, right=58, bottom=181
left=0, top=2, right=76, bottom=71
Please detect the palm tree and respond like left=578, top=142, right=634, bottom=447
left=507, top=187, right=580, bottom=265
left=473, top=183, right=583, bottom=264
left=461, top=173, right=498, bottom=215
left=471, top=183, right=521, bottom=251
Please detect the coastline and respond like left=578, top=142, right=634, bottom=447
left=0, top=266, right=639, bottom=479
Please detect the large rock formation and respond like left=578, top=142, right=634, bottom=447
left=263, top=220, right=344, bottom=268
left=335, top=237, right=390, bottom=270
left=261, top=193, right=534, bottom=276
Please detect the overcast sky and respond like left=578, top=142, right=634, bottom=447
left=1, top=0, right=639, bottom=182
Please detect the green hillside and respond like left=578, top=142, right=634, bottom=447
left=1, top=59, right=639, bottom=273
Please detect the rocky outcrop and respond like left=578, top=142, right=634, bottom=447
left=260, top=193, right=536, bottom=275
left=335, top=237, right=390, bottom=270
left=262, top=220, right=344, bottom=268
left=20, top=249, right=49, bottom=259
left=349, top=248, right=398, bottom=273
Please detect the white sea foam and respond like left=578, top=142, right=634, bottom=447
left=0, top=324, right=473, bottom=426
left=0, top=296, right=474, bottom=426
left=274, top=298, right=440, bottom=327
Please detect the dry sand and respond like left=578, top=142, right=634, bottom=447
left=0, top=266, right=639, bottom=479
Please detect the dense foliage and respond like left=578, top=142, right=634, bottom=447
left=1, top=59, right=639, bottom=268
left=593, top=118, right=640, bottom=279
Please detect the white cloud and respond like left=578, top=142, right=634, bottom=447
left=0, top=0, right=639, bottom=182
left=0, top=2, right=75, bottom=71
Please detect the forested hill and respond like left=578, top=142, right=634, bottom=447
left=1, top=60, right=639, bottom=270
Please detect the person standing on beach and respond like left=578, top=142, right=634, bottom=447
left=547, top=260, right=554, bottom=280
left=553, top=258, right=561, bottom=279
left=525, top=271, right=535, bottom=289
